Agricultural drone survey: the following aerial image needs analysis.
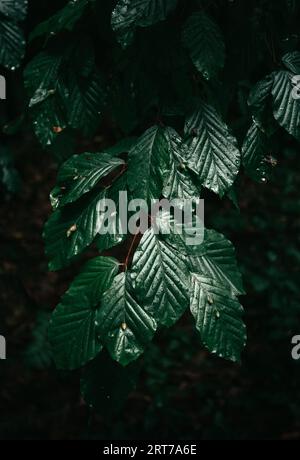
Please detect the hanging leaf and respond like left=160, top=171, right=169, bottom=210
left=162, top=127, right=200, bottom=200
left=54, top=152, right=124, bottom=208
left=131, top=228, right=190, bottom=326
left=96, top=272, right=157, bottom=366
left=271, top=70, right=300, bottom=141
left=185, top=103, right=240, bottom=197
left=190, top=274, right=246, bottom=363
left=49, top=257, right=118, bottom=370
left=0, top=0, right=27, bottom=69
left=182, top=12, right=225, bottom=80
left=30, top=0, right=90, bottom=41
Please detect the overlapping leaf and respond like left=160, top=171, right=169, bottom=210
left=30, top=0, right=90, bottom=41
left=185, top=103, right=240, bottom=197
left=0, top=0, right=27, bottom=69
left=190, top=274, right=246, bottom=362
left=182, top=12, right=225, bottom=80
left=188, top=229, right=245, bottom=296
left=24, top=43, right=106, bottom=147
left=128, top=126, right=169, bottom=201
left=132, top=228, right=190, bottom=326
left=242, top=122, right=272, bottom=182
left=162, top=127, right=200, bottom=200
left=112, top=0, right=177, bottom=48
left=54, top=152, right=124, bottom=208
left=49, top=257, right=119, bottom=369
left=96, top=272, right=157, bottom=366
left=271, top=70, right=300, bottom=141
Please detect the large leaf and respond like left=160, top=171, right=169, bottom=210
left=54, top=152, right=124, bottom=208
left=185, top=103, right=240, bottom=197
left=190, top=274, right=246, bottom=362
left=271, top=70, right=300, bottom=141
left=49, top=257, right=118, bottom=370
left=112, top=0, right=177, bottom=48
left=131, top=228, right=190, bottom=326
left=30, top=0, right=89, bottom=41
left=44, top=189, right=107, bottom=271
left=128, top=126, right=169, bottom=201
left=182, top=12, right=225, bottom=80
left=188, top=229, right=245, bottom=296
left=162, top=127, right=200, bottom=200
left=96, top=272, right=157, bottom=366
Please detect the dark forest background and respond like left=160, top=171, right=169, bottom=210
left=0, top=0, right=300, bottom=440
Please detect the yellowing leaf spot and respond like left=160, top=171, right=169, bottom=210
left=121, top=323, right=127, bottom=331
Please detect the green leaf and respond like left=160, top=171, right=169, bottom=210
left=96, top=272, right=157, bottom=366
left=64, top=70, right=106, bottom=136
left=188, top=229, right=245, bottom=296
left=131, top=228, right=190, bottom=326
left=185, top=103, right=240, bottom=197
left=0, top=0, right=27, bottom=21
left=242, top=122, right=273, bottom=182
left=30, top=0, right=89, bottom=42
left=54, top=152, right=124, bottom=208
left=81, top=352, right=141, bottom=413
left=282, top=51, right=300, bottom=74
left=128, top=126, right=169, bottom=201
left=49, top=256, right=119, bottom=370
left=182, top=12, right=225, bottom=80
left=62, top=256, right=119, bottom=306
left=112, top=0, right=177, bottom=48
left=0, top=18, right=25, bottom=69
left=162, top=127, right=200, bottom=200
left=271, top=70, right=300, bottom=140
left=44, top=188, right=107, bottom=271
left=248, top=74, right=274, bottom=130
left=25, top=44, right=106, bottom=147
left=24, top=312, right=53, bottom=370
left=190, top=274, right=246, bottom=362
left=96, top=175, right=128, bottom=253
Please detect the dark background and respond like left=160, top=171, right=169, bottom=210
left=0, top=0, right=300, bottom=440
